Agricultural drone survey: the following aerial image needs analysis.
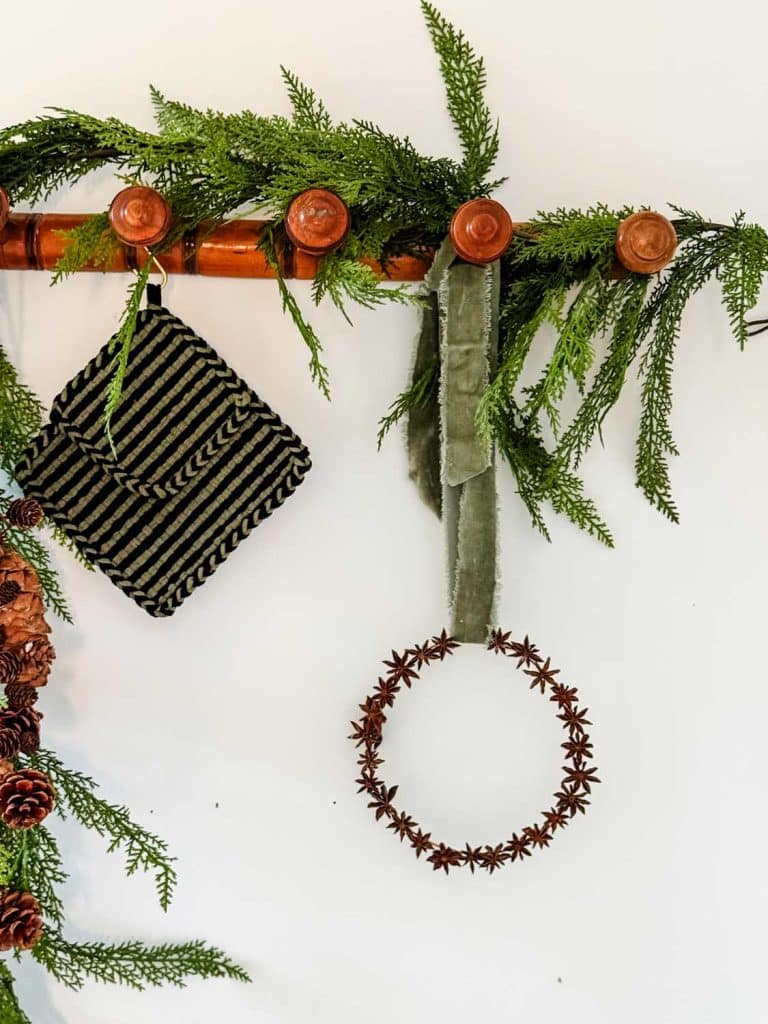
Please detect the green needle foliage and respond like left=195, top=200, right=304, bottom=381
left=0, top=963, right=32, bottom=1024
left=383, top=205, right=768, bottom=543
left=0, top=343, right=78, bottom=618
left=33, top=933, right=249, bottom=991
left=0, top=749, right=248, bottom=1009
left=29, top=749, right=177, bottom=910
left=0, top=2, right=501, bottom=425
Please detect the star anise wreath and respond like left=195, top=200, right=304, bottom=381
left=350, top=629, right=600, bottom=874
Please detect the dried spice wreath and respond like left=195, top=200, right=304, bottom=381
left=351, top=629, right=599, bottom=872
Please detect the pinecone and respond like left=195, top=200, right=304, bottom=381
left=0, top=650, right=20, bottom=687
left=0, top=581, right=20, bottom=607
left=0, top=730, right=19, bottom=760
left=0, top=890, right=43, bottom=950
left=15, top=637, right=55, bottom=689
left=0, top=548, right=50, bottom=652
left=5, top=499, right=44, bottom=530
left=4, top=683, right=38, bottom=710
left=0, top=707, right=40, bottom=754
left=0, top=769, right=54, bottom=829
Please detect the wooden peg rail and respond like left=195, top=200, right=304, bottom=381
left=0, top=213, right=431, bottom=280
left=0, top=202, right=678, bottom=280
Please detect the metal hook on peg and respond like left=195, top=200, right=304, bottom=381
left=615, top=211, right=677, bottom=274
left=449, top=197, right=514, bottom=265
left=285, top=189, right=351, bottom=255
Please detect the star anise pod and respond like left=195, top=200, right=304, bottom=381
left=461, top=843, right=484, bottom=873
left=357, top=750, right=384, bottom=774
left=562, top=762, right=601, bottom=793
left=542, top=807, right=569, bottom=832
left=562, top=735, right=593, bottom=760
left=410, top=828, right=434, bottom=858
left=387, top=811, right=417, bottom=841
left=524, top=657, right=560, bottom=694
left=349, top=720, right=380, bottom=748
left=355, top=775, right=379, bottom=794
left=554, top=784, right=591, bottom=816
left=427, top=843, right=462, bottom=874
left=523, top=824, right=552, bottom=849
left=359, top=696, right=386, bottom=733
left=549, top=683, right=578, bottom=706
left=368, top=784, right=398, bottom=821
left=508, top=635, right=541, bottom=668
left=557, top=705, right=592, bottom=734
left=406, top=641, right=433, bottom=669
left=374, top=677, right=400, bottom=708
left=428, top=629, right=460, bottom=661
left=487, top=629, right=512, bottom=655
left=505, top=832, right=532, bottom=861
left=383, top=650, right=419, bottom=687
left=478, top=844, right=510, bottom=873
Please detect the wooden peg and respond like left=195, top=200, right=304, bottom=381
left=449, top=198, right=513, bottom=265
left=285, top=189, right=351, bottom=255
left=108, top=185, right=172, bottom=248
left=0, top=188, right=10, bottom=232
left=615, top=211, right=677, bottom=275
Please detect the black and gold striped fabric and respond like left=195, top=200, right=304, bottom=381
left=16, top=289, right=312, bottom=617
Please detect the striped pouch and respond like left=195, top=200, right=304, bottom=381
left=16, top=285, right=312, bottom=617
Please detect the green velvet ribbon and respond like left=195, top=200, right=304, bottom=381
left=406, top=238, right=499, bottom=643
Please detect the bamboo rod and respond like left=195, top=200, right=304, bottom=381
left=0, top=211, right=680, bottom=280
left=0, top=214, right=433, bottom=280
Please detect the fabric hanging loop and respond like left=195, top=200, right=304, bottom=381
left=406, top=238, right=499, bottom=643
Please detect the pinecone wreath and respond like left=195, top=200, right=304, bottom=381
left=0, top=768, right=54, bottom=828
left=0, top=889, right=43, bottom=951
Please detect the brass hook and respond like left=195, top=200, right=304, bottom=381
left=132, top=247, right=168, bottom=289
left=145, top=247, right=168, bottom=288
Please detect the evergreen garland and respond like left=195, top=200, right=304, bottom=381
left=0, top=3, right=760, bottom=539
left=0, top=747, right=248, bottom=1017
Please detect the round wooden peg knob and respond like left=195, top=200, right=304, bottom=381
left=0, top=188, right=10, bottom=232
left=285, top=189, right=351, bottom=255
left=449, top=197, right=513, bottom=265
left=615, top=211, right=677, bottom=275
left=108, top=185, right=172, bottom=248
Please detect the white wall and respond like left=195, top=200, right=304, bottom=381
left=4, top=1, right=768, bottom=1021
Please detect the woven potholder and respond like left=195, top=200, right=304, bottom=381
left=16, top=287, right=312, bottom=617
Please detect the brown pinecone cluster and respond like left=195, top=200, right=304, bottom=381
left=0, top=888, right=43, bottom=951
left=351, top=628, right=600, bottom=874
left=0, top=537, right=56, bottom=952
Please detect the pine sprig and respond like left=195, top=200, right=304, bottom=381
left=105, top=260, right=152, bottom=445
left=1, top=822, right=67, bottom=927
left=51, top=212, right=119, bottom=283
left=280, top=67, right=332, bottom=131
left=0, top=517, right=73, bottom=623
left=377, top=354, right=438, bottom=448
left=420, top=0, right=499, bottom=188
left=28, top=749, right=177, bottom=911
left=32, top=932, right=250, bottom=992
left=0, top=963, right=32, bottom=1024
left=0, top=343, right=44, bottom=477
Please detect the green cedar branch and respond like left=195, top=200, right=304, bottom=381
left=27, top=749, right=177, bottom=912
left=32, top=932, right=250, bottom=992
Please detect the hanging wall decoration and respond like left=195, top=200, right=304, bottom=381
left=0, top=0, right=766, bottom=1014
